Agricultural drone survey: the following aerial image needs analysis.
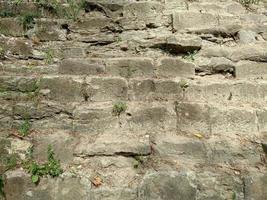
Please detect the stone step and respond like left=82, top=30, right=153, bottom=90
left=2, top=75, right=267, bottom=103
left=175, top=101, right=267, bottom=136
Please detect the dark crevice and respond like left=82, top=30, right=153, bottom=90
left=61, top=23, right=70, bottom=34
left=151, top=43, right=201, bottom=55
left=83, top=1, right=112, bottom=18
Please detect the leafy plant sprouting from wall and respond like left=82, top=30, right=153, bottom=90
left=25, top=145, right=63, bottom=184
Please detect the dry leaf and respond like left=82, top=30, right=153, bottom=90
left=92, top=176, right=102, bottom=187
left=194, top=133, right=203, bottom=139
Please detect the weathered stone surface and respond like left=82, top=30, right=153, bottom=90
left=106, top=57, right=154, bottom=78
left=127, top=103, right=176, bottom=131
left=32, top=131, right=76, bottom=165
left=176, top=102, right=258, bottom=135
left=59, top=58, right=105, bottom=75
left=0, top=76, right=38, bottom=93
left=235, top=61, right=267, bottom=79
left=195, top=57, right=235, bottom=75
left=150, top=34, right=202, bottom=54
left=118, top=2, right=164, bottom=30
left=201, top=43, right=267, bottom=62
left=75, top=131, right=151, bottom=156
left=156, top=57, right=195, bottom=78
left=0, top=18, right=24, bottom=36
left=138, top=171, right=197, bottom=200
left=0, top=37, right=33, bottom=59
left=154, top=134, right=207, bottom=160
left=72, top=102, right=118, bottom=134
left=196, top=172, right=244, bottom=200
left=3, top=170, right=89, bottom=200
left=39, top=76, right=84, bottom=102
left=69, top=17, right=114, bottom=32
left=244, top=173, right=267, bottom=200
left=237, top=30, right=257, bottom=44
left=90, top=188, right=137, bottom=200
left=173, top=12, right=241, bottom=35
left=130, top=79, right=183, bottom=101
left=12, top=101, right=63, bottom=120
left=86, top=77, right=128, bottom=101
left=32, top=19, right=67, bottom=41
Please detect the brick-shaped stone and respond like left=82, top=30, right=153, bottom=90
left=40, top=76, right=84, bottom=102
left=86, top=77, right=128, bottom=101
left=59, top=58, right=105, bottom=75
left=157, top=57, right=195, bottom=78
left=106, top=57, right=154, bottom=78
left=235, top=61, right=267, bottom=79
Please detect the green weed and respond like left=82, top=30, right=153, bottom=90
left=44, top=49, right=54, bottom=64
left=112, top=102, right=127, bottom=116
left=0, top=175, right=4, bottom=198
left=182, top=50, right=198, bottom=61
left=19, top=120, right=31, bottom=137
left=25, top=145, right=63, bottom=184
left=18, top=12, right=40, bottom=30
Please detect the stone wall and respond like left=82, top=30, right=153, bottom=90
left=0, top=0, right=267, bottom=199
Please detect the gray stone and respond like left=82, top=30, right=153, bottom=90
left=39, top=76, right=84, bottom=102
left=59, top=58, right=105, bottom=75
left=235, top=60, right=267, bottom=79
left=138, top=171, right=197, bottom=200
left=157, top=57, right=195, bottom=78
left=106, top=57, right=154, bottom=78
left=75, top=131, right=151, bottom=156
left=244, top=173, right=267, bottom=200
left=86, top=77, right=128, bottom=101
left=91, top=188, right=137, bottom=200
left=238, top=30, right=257, bottom=44
left=150, top=34, right=202, bottom=54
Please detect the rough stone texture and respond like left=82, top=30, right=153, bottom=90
left=138, top=172, right=197, bottom=200
left=157, top=57, right=195, bottom=78
left=1, top=0, right=267, bottom=199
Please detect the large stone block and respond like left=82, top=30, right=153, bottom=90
left=150, top=34, right=202, bottom=54
left=154, top=134, right=207, bottom=160
left=75, top=131, right=151, bottom=156
left=59, top=58, right=105, bottom=75
left=156, top=57, right=195, bottom=78
left=138, top=171, right=197, bottom=200
left=173, top=11, right=241, bottom=35
left=176, top=102, right=258, bottom=135
left=244, top=173, right=267, bottom=200
left=0, top=18, right=24, bottom=36
left=235, top=61, right=267, bottom=79
left=130, top=79, right=183, bottom=101
left=33, top=19, right=67, bottom=41
left=106, top=57, right=154, bottom=78
left=72, top=102, right=118, bottom=134
left=0, top=76, right=38, bottom=93
left=86, top=77, right=128, bottom=101
left=176, top=102, right=211, bottom=135
left=39, top=76, right=84, bottom=102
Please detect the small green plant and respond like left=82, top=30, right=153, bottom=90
left=6, top=154, right=18, bottom=169
left=44, top=49, right=54, bottom=64
left=133, top=156, right=146, bottom=168
left=18, top=12, right=40, bottom=30
left=182, top=50, right=198, bottom=61
left=112, top=102, right=127, bottom=116
left=0, top=175, right=4, bottom=198
left=238, top=0, right=260, bottom=7
left=19, top=120, right=31, bottom=137
left=25, top=145, right=63, bottom=184
left=232, top=191, right=237, bottom=200
left=179, top=79, right=189, bottom=90
left=0, top=47, right=5, bottom=60
left=64, top=0, right=86, bottom=21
